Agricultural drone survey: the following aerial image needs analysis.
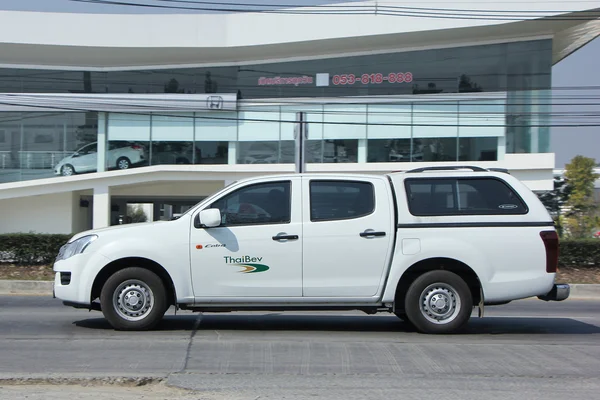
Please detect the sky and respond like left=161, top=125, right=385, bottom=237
left=0, top=0, right=599, bottom=167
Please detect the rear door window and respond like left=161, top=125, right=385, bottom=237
left=310, top=181, right=375, bottom=221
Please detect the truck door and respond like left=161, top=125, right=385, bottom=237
left=301, top=176, right=395, bottom=297
left=190, top=177, right=303, bottom=297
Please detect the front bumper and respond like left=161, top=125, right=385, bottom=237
left=538, top=283, right=570, bottom=301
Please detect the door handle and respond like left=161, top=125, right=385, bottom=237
left=272, top=234, right=299, bottom=241
left=360, top=231, right=386, bottom=238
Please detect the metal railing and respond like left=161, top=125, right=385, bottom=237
left=0, top=151, right=71, bottom=170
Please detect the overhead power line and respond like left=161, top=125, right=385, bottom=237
left=2, top=99, right=600, bottom=127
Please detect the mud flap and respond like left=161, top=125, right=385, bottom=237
left=478, top=286, right=485, bottom=318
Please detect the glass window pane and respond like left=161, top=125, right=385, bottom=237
left=152, top=113, right=193, bottom=141
left=412, top=102, right=458, bottom=138
left=405, top=178, right=527, bottom=216
left=307, top=139, right=358, bottom=163
left=108, top=113, right=150, bottom=142
left=459, top=137, right=498, bottom=161
left=0, top=113, right=22, bottom=183
left=195, top=141, right=228, bottom=164
left=238, top=141, right=279, bottom=164
left=323, top=105, right=366, bottom=140
left=310, top=180, right=374, bottom=221
left=237, top=110, right=279, bottom=141
left=415, top=137, right=457, bottom=162
left=458, top=99, right=505, bottom=138
left=150, top=113, right=193, bottom=166
left=367, top=139, right=412, bottom=163
left=280, top=105, right=324, bottom=140
left=210, top=181, right=291, bottom=226
left=107, top=113, right=149, bottom=171
left=195, top=112, right=237, bottom=141
left=367, top=104, right=411, bottom=139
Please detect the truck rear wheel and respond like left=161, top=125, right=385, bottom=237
left=404, top=270, right=472, bottom=334
left=100, top=267, right=167, bottom=331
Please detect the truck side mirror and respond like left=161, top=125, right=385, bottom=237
left=198, top=209, right=221, bottom=228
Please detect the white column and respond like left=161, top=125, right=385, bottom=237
left=97, top=112, right=107, bottom=173
left=358, top=139, right=367, bottom=163
left=228, top=141, right=237, bottom=164
left=93, top=185, right=111, bottom=229
left=497, top=136, right=506, bottom=161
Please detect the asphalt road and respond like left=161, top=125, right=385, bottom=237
left=1, top=296, right=600, bottom=400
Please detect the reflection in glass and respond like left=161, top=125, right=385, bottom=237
left=237, top=141, right=295, bottom=164
left=306, top=139, right=358, bottom=163
left=238, top=141, right=279, bottom=164
left=194, top=141, right=228, bottom=164
left=0, top=112, right=99, bottom=182
left=459, top=137, right=498, bottom=161
left=367, top=139, right=412, bottom=163
left=151, top=141, right=196, bottom=165
left=416, top=138, right=458, bottom=162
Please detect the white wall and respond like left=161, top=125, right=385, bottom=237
left=0, top=192, right=75, bottom=234
left=111, top=181, right=225, bottom=197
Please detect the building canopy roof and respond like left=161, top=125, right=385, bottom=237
left=0, top=2, right=598, bottom=69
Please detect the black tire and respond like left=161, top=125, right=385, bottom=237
left=100, top=267, right=167, bottom=331
left=61, top=164, right=76, bottom=176
left=393, top=311, right=415, bottom=328
left=404, top=270, right=472, bottom=334
left=393, top=311, right=407, bottom=321
left=116, top=157, right=131, bottom=170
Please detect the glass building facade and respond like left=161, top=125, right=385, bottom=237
left=0, top=39, right=552, bottom=183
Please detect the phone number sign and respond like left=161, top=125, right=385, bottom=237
left=331, top=72, right=413, bottom=85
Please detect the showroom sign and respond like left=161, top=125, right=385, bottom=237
left=258, top=76, right=314, bottom=86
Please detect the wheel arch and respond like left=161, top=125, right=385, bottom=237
left=393, top=257, right=482, bottom=313
left=91, top=257, right=176, bottom=306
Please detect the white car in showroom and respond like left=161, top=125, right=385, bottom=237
left=54, top=141, right=146, bottom=176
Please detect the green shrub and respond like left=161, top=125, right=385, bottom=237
left=0, top=234, right=72, bottom=265
left=2, top=234, right=600, bottom=269
left=559, top=239, right=600, bottom=268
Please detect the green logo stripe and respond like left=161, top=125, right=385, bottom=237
left=235, top=263, right=270, bottom=273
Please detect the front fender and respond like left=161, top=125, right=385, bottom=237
left=93, top=237, right=194, bottom=302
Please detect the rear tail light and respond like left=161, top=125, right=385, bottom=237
left=540, top=230, right=559, bottom=273
left=131, top=144, right=142, bottom=150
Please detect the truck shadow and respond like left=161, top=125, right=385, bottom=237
left=74, top=313, right=600, bottom=335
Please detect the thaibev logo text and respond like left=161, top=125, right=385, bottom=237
left=224, top=256, right=269, bottom=273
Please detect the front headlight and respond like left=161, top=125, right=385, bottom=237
left=56, top=235, right=98, bottom=262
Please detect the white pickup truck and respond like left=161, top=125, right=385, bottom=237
left=53, top=166, right=569, bottom=334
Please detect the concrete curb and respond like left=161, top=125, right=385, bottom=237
left=0, top=280, right=53, bottom=295
left=1, top=280, right=600, bottom=299
left=568, top=284, right=600, bottom=299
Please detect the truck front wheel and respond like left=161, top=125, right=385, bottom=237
left=100, top=267, right=167, bottom=331
left=404, top=270, right=472, bottom=334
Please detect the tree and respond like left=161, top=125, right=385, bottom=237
left=537, top=177, right=571, bottom=237
left=164, top=78, right=184, bottom=93
left=563, top=155, right=600, bottom=238
left=126, top=204, right=148, bottom=223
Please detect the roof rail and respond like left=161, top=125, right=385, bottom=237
left=406, top=166, right=488, bottom=173
left=488, top=168, right=510, bottom=174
